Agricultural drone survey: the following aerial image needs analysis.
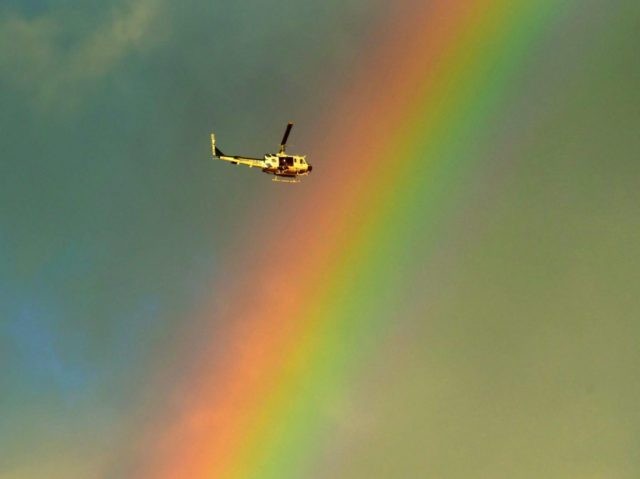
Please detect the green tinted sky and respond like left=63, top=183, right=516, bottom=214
left=1, top=1, right=639, bottom=478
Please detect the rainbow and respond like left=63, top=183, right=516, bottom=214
left=136, top=1, right=569, bottom=477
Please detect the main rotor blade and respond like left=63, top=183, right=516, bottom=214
left=280, top=122, right=293, bottom=151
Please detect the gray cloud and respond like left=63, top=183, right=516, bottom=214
left=0, top=0, right=166, bottom=111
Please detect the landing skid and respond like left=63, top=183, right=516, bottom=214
left=272, top=176, right=300, bottom=184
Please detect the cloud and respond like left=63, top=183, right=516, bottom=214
left=0, top=0, right=165, bottom=110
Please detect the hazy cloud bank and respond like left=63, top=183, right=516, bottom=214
left=0, top=0, right=166, bottom=110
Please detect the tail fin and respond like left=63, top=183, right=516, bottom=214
left=211, top=133, right=225, bottom=157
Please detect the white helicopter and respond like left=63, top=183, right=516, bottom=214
left=210, top=122, right=312, bottom=183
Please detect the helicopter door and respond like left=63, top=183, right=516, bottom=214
left=279, top=156, right=294, bottom=168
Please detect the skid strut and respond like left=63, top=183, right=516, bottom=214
left=272, top=176, right=300, bottom=184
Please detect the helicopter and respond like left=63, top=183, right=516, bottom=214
left=210, top=122, right=312, bottom=183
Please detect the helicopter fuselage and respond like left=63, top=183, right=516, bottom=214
left=262, top=153, right=312, bottom=178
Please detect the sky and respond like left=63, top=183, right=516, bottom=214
left=1, top=1, right=639, bottom=478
